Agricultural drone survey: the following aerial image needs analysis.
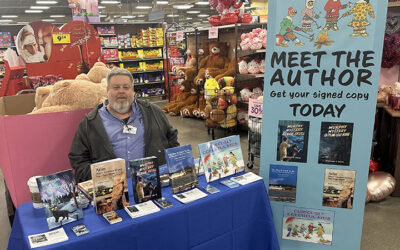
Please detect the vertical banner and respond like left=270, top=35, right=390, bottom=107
left=260, top=1, right=388, bottom=250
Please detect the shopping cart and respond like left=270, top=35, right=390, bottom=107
left=247, top=98, right=263, bottom=169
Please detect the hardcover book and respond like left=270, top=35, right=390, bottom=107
left=103, top=211, right=122, bottom=224
left=71, top=224, right=90, bottom=237
left=198, top=135, right=245, bottom=183
left=154, top=197, right=173, bottom=209
left=165, top=145, right=198, bottom=193
left=269, top=165, right=298, bottom=203
left=129, top=156, right=162, bottom=204
left=276, top=120, right=310, bottom=163
left=322, top=169, right=356, bottom=209
left=318, top=122, right=354, bottom=166
left=282, top=206, right=335, bottom=246
left=90, top=158, right=130, bottom=214
left=36, top=170, right=84, bottom=230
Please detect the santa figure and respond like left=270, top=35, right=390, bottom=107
left=301, top=0, right=320, bottom=32
left=276, top=7, right=304, bottom=47
left=342, top=0, right=375, bottom=37
left=324, top=0, right=352, bottom=31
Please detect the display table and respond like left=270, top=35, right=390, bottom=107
left=8, top=174, right=279, bottom=250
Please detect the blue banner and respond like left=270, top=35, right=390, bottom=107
left=260, top=1, right=388, bottom=249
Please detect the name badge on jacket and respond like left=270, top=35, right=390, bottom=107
left=123, top=125, right=137, bottom=134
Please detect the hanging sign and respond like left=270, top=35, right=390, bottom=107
left=248, top=98, right=263, bottom=118
left=208, top=27, right=218, bottom=39
left=176, top=31, right=184, bottom=41
left=260, top=1, right=388, bottom=249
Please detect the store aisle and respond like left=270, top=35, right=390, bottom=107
left=0, top=106, right=398, bottom=249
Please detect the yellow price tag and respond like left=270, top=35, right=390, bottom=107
left=52, top=34, right=71, bottom=44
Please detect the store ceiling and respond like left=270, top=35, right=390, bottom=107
left=0, top=0, right=265, bottom=28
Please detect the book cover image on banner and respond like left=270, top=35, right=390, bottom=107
left=277, top=120, right=309, bottom=163
left=282, top=206, right=335, bottom=246
left=323, top=169, right=356, bottom=209
left=269, top=165, right=298, bottom=203
left=260, top=1, right=388, bottom=250
left=318, top=122, right=354, bottom=166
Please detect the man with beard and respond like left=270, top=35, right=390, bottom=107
left=69, top=67, right=179, bottom=182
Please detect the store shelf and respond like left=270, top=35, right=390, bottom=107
left=236, top=73, right=264, bottom=81
left=106, top=57, right=164, bottom=63
left=389, top=2, right=400, bottom=7
left=197, top=23, right=266, bottom=32
left=134, top=80, right=165, bottom=86
left=0, top=46, right=15, bottom=49
left=98, top=34, right=117, bottom=37
left=102, top=46, right=164, bottom=50
left=237, top=49, right=266, bottom=57
left=129, top=69, right=164, bottom=74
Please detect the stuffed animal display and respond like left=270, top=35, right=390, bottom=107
left=238, top=57, right=265, bottom=75
left=209, top=0, right=253, bottom=26
left=239, top=86, right=263, bottom=103
left=240, top=28, right=267, bottom=50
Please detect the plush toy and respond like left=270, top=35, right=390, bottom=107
left=238, top=59, right=248, bottom=74
left=240, top=87, right=252, bottom=103
left=377, top=86, right=393, bottom=103
left=31, top=79, right=107, bottom=114
left=168, top=82, right=198, bottom=116
left=250, top=37, right=263, bottom=50
left=237, top=109, right=249, bottom=126
left=259, top=59, right=265, bottom=73
left=162, top=70, right=196, bottom=113
left=193, top=96, right=207, bottom=119
left=75, top=73, right=91, bottom=81
left=83, top=62, right=110, bottom=83
left=175, top=43, right=209, bottom=77
left=240, top=33, right=252, bottom=50
left=180, top=87, right=205, bottom=118
left=209, top=0, right=252, bottom=26
left=247, top=59, right=261, bottom=74
left=250, top=87, right=263, bottom=100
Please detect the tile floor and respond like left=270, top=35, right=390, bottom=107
left=0, top=104, right=398, bottom=249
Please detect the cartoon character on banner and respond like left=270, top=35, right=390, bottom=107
left=342, top=0, right=375, bottom=38
left=323, top=0, right=352, bottom=31
left=276, top=7, right=305, bottom=47
left=301, top=0, right=321, bottom=32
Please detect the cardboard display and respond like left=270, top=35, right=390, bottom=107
left=0, top=94, right=35, bottom=116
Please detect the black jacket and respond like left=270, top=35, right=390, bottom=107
left=68, top=99, right=179, bottom=183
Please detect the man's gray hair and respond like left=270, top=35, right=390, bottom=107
left=106, top=67, right=134, bottom=87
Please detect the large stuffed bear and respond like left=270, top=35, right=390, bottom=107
left=168, top=82, right=198, bottom=116
left=175, top=43, right=209, bottom=77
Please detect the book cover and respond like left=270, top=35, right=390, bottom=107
left=276, top=120, right=310, bottom=163
left=322, top=169, right=356, bottom=209
left=202, top=184, right=220, bottom=194
left=102, top=211, right=122, bottom=224
left=282, top=206, right=335, bottom=246
left=220, top=179, right=240, bottom=189
left=269, top=165, right=298, bottom=203
left=36, top=170, right=84, bottom=230
left=165, top=145, right=198, bottom=193
left=71, top=224, right=90, bottom=237
left=90, top=158, right=130, bottom=214
left=198, top=135, right=245, bottom=183
left=154, top=197, right=173, bottom=209
left=158, top=163, right=170, bottom=186
left=129, top=156, right=161, bottom=204
left=77, top=179, right=93, bottom=201
left=318, top=122, right=354, bottom=166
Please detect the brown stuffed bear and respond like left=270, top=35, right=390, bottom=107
left=175, top=43, right=209, bottom=78
left=162, top=76, right=193, bottom=113
left=168, top=82, right=198, bottom=115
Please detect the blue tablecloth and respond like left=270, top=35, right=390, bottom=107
left=8, top=174, right=280, bottom=250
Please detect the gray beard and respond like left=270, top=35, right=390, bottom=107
left=111, top=101, right=131, bottom=114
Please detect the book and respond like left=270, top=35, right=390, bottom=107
left=103, top=211, right=122, bottom=224
left=77, top=179, right=94, bottom=201
left=282, top=206, right=335, bottom=246
left=220, top=179, right=240, bottom=189
left=154, top=197, right=173, bottom=209
left=231, top=172, right=263, bottom=185
left=90, top=158, right=130, bottom=214
left=124, top=200, right=160, bottom=218
left=202, top=184, right=220, bottom=194
left=318, top=122, right=354, bottom=166
left=36, top=170, right=84, bottom=230
left=276, top=120, right=310, bottom=163
left=28, top=228, right=68, bottom=249
left=71, top=224, right=90, bottom=237
left=129, top=156, right=161, bottom=204
left=165, top=145, right=198, bottom=193
left=194, top=158, right=205, bottom=176
left=158, top=164, right=170, bottom=187
left=198, top=135, right=245, bottom=183
left=269, top=165, right=298, bottom=203
left=173, top=188, right=208, bottom=204
left=322, top=169, right=356, bottom=209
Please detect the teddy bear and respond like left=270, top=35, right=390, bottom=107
left=31, top=79, right=107, bottom=114
left=75, top=61, right=110, bottom=83
left=168, top=82, right=198, bottom=116
left=250, top=87, right=263, bottom=100
left=259, top=59, right=265, bottom=73
left=238, top=59, right=248, bottom=74
left=240, top=87, right=252, bottom=103
left=247, top=59, right=261, bottom=74
left=175, top=43, right=209, bottom=77
left=237, top=109, right=249, bottom=127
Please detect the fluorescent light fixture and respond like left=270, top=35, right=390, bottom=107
left=31, top=6, right=50, bottom=9
left=98, top=5, right=106, bottom=9
left=138, top=14, right=145, bottom=17
left=101, top=1, right=120, bottom=4
left=157, top=1, right=168, bottom=4
left=18, top=21, right=29, bottom=24
left=136, top=6, right=152, bottom=9
left=245, top=7, right=252, bottom=10
left=25, top=10, right=43, bottom=13
left=195, top=1, right=209, bottom=5
left=167, top=14, right=179, bottom=17
left=42, top=19, right=55, bottom=22
left=121, top=15, right=136, bottom=18
left=0, top=20, right=12, bottom=23
left=2, top=15, right=18, bottom=18
left=187, top=11, right=200, bottom=14
left=99, top=14, right=108, bottom=17
left=202, top=20, right=208, bottom=23
left=193, top=22, right=201, bottom=24
left=173, top=5, right=193, bottom=10
left=198, top=14, right=209, bottom=17
left=113, top=15, right=120, bottom=17
left=50, top=15, right=65, bottom=18
left=186, top=17, right=193, bottom=20
left=36, top=1, right=58, bottom=4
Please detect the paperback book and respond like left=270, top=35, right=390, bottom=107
left=129, top=156, right=161, bottom=204
left=28, top=228, right=68, bottom=249
left=71, top=224, right=90, bottom=237
left=220, top=179, right=240, bottom=189
left=36, top=170, right=84, bottom=230
left=230, top=172, right=263, bottom=185
left=102, top=211, right=122, bottom=224
left=154, top=197, right=173, bottom=209
left=173, top=188, right=208, bottom=204
left=77, top=179, right=94, bottom=201
left=124, top=200, right=160, bottom=218
left=90, top=158, right=130, bottom=214
left=165, top=145, right=198, bottom=193
left=158, top=164, right=170, bottom=187
left=269, top=165, right=298, bottom=203
left=202, top=184, right=220, bottom=194
left=194, top=158, right=205, bottom=176
left=322, top=169, right=356, bottom=209
left=282, top=206, right=335, bottom=246
left=198, top=135, right=245, bottom=183
left=276, top=120, right=310, bottom=163
left=318, top=122, right=354, bottom=166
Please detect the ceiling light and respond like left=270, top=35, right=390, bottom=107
left=157, top=1, right=168, bottom=4
left=202, top=20, right=208, bottom=23
left=50, top=15, right=65, bottom=18
left=113, top=15, right=120, bottom=17
left=0, top=20, right=12, bottom=23
left=195, top=1, right=209, bottom=5
left=101, top=1, right=120, bottom=4
left=42, top=19, right=55, bottom=22
left=98, top=5, right=106, bottom=9
left=187, top=11, right=200, bottom=14
left=138, top=14, right=145, bottom=17
left=198, top=14, right=209, bottom=17
left=18, top=22, right=29, bottom=24
left=25, top=10, right=43, bottom=13
left=136, top=6, right=152, bottom=9
left=121, top=15, right=136, bottom=18
left=193, top=22, right=201, bottom=24
left=167, top=14, right=179, bottom=17
left=99, top=15, right=108, bottom=18
left=173, top=5, right=193, bottom=10
left=245, top=7, right=252, bottom=10
left=186, top=17, right=192, bottom=20
left=36, top=1, right=58, bottom=4
left=31, top=6, right=50, bottom=9
left=2, top=15, right=18, bottom=18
